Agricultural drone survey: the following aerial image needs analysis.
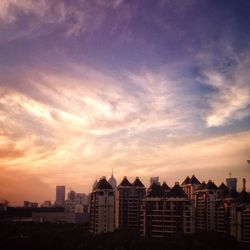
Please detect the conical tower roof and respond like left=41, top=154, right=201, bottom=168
left=108, top=174, right=117, bottom=190
left=197, top=181, right=206, bottom=190
left=190, top=175, right=201, bottom=184
left=219, top=182, right=227, bottom=190
left=147, top=182, right=163, bottom=198
left=132, top=177, right=145, bottom=187
left=204, top=180, right=217, bottom=190
left=181, top=176, right=190, bottom=185
left=118, top=176, right=132, bottom=187
left=167, top=183, right=188, bottom=198
left=92, top=179, right=98, bottom=190
left=162, top=181, right=170, bottom=196
left=218, top=182, right=229, bottom=197
left=95, top=177, right=113, bottom=190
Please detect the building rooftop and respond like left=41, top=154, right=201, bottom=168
left=218, top=182, right=228, bottom=190
left=95, top=177, right=113, bottom=190
left=147, top=183, right=163, bottom=198
left=204, top=180, right=217, bottom=190
left=181, top=175, right=200, bottom=185
left=132, top=177, right=145, bottom=187
left=162, top=181, right=170, bottom=191
left=197, top=181, right=206, bottom=190
left=181, top=176, right=191, bottom=185
left=190, top=175, right=201, bottom=184
left=167, top=183, right=189, bottom=198
left=118, top=176, right=132, bottom=187
left=218, top=182, right=229, bottom=197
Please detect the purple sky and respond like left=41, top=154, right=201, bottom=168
left=0, top=0, right=250, bottom=205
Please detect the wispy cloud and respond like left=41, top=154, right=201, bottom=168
left=198, top=49, right=250, bottom=127
left=0, top=0, right=126, bottom=43
left=0, top=0, right=250, bottom=204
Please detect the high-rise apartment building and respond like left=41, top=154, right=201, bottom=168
left=89, top=174, right=250, bottom=242
left=229, top=179, right=250, bottom=243
left=116, top=177, right=146, bottom=232
left=55, top=185, right=65, bottom=206
left=181, top=175, right=201, bottom=199
left=214, top=183, right=230, bottom=233
left=194, top=180, right=218, bottom=231
left=141, top=182, right=194, bottom=238
left=90, top=177, right=115, bottom=234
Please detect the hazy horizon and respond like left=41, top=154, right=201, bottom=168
left=0, top=0, right=250, bottom=206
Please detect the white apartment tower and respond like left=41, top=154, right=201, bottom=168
left=90, top=177, right=115, bottom=234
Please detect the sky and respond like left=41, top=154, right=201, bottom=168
left=0, top=0, right=250, bottom=205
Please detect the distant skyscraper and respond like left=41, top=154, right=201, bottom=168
left=56, top=185, right=65, bottom=206
left=226, top=175, right=237, bottom=190
left=108, top=171, right=117, bottom=191
left=150, top=176, right=159, bottom=185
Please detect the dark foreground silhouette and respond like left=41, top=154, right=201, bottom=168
left=0, top=222, right=249, bottom=250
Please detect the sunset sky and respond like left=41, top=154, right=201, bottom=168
left=0, top=0, right=250, bottom=205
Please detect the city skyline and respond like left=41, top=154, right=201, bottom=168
left=3, top=173, right=249, bottom=206
left=0, top=0, right=250, bottom=205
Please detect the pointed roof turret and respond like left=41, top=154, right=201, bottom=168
left=108, top=172, right=117, bottom=191
left=204, top=180, right=217, bottom=190
left=181, top=176, right=190, bottom=185
left=190, top=175, right=201, bottom=184
left=197, top=181, right=206, bottom=190
left=167, top=182, right=188, bottom=198
left=147, top=182, right=163, bottom=198
left=95, top=177, right=113, bottom=190
left=219, top=182, right=227, bottom=190
left=162, top=181, right=170, bottom=191
left=93, top=179, right=98, bottom=190
left=118, top=176, right=132, bottom=187
left=132, top=177, right=145, bottom=187
left=218, top=182, right=229, bottom=197
left=162, top=181, right=170, bottom=197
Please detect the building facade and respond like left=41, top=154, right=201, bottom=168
left=55, top=185, right=65, bottom=206
left=194, top=180, right=218, bottom=231
left=141, top=182, right=194, bottom=238
left=90, top=177, right=115, bottom=234
left=116, top=177, right=146, bottom=232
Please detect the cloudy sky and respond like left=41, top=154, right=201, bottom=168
left=0, top=0, right=250, bottom=205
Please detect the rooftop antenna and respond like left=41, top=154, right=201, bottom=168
left=229, top=172, right=232, bottom=179
left=111, top=167, right=115, bottom=176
